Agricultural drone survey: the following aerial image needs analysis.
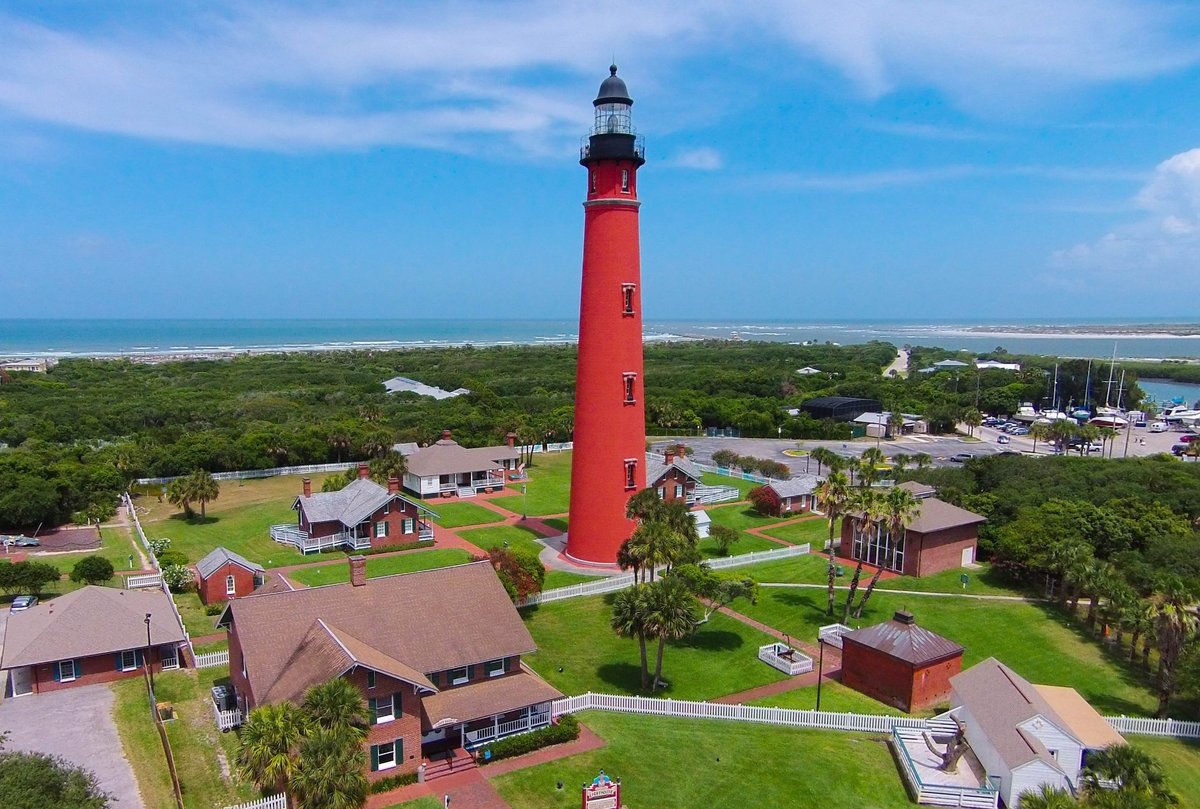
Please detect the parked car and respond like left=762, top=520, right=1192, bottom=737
left=997, top=434, right=1011, bottom=444
left=1180, top=434, right=1200, bottom=443
left=1149, top=422, right=1169, bottom=433
left=1012, top=427, right=1031, bottom=436
left=1087, top=443, right=1104, bottom=454
left=1172, top=444, right=1187, bottom=456
left=949, top=453, right=973, bottom=463
left=10, top=595, right=38, bottom=612
left=1, top=535, right=39, bottom=547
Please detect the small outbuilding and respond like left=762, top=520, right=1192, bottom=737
left=760, top=475, right=820, bottom=514
left=800, top=396, right=883, bottom=423
left=196, top=546, right=267, bottom=605
left=840, top=610, right=964, bottom=713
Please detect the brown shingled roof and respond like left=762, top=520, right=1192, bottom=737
left=906, top=497, right=985, bottom=533
left=229, top=561, right=536, bottom=707
left=422, top=669, right=562, bottom=730
left=842, top=611, right=964, bottom=666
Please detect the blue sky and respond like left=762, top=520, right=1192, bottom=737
left=2, top=1, right=1200, bottom=321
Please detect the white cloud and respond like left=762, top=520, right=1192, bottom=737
left=663, top=147, right=722, bottom=170
left=758, top=164, right=1143, bottom=192
left=1050, top=148, right=1200, bottom=277
left=0, top=2, right=1195, bottom=154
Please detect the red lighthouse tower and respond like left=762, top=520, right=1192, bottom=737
left=566, top=66, right=647, bottom=565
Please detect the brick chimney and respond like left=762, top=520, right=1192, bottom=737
left=349, top=555, right=367, bottom=587
left=506, top=432, right=517, bottom=449
left=441, top=429, right=453, bottom=442
left=302, top=478, right=312, bottom=497
left=664, top=449, right=675, bottom=465
left=388, top=477, right=400, bottom=494
left=358, top=463, right=370, bottom=480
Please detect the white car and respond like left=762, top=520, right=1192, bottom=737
left=1149, top=422, right=1168, bottom=433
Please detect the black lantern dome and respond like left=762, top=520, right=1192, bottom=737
left=581, top=64, right=645, bottom=166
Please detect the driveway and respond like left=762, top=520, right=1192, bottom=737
left=0, top=683, right=145, bottom=808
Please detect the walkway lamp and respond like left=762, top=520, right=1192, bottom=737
left=521, top=484, right=528, bottom=521
left=815, top=635, right=826, bottom=712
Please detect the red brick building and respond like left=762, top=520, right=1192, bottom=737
left=220, top=559, right=561, bottom=781
left=840, top=610, right=964, bottom=713
left=837, top=484, right=985, bottom=577
left=269, top=466, right=438, bottom=554
left=0, top=586, right=188, bottom=697
left=195, top=546, right=266, bottom=605
left=645, top=450, right=703, bottom=505
left=760, top=475, right=821, bottom=514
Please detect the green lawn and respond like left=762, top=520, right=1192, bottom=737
left=747, top=680, right=910, bottom=717
left=543, top=571, right=605, bottom=589
left=734, top=554, right=1027, bottom=598
left=287, top=548, right=474, bottom=587
left=701, top=471, right=759, bottom=499
left=729, top=552, right=832, bottom=584
left=735, top=586, right=1161, bottom=717
left=460, top=524, right=548, bottom=558
left=1126, top=736, right=1200, bottom=807
left=697, top=531, right=780, bottom=559
left=520, top=593, right=787, bottom=700
left=492, top=711, right=913, bottom=809
left=142, top=500, right=307, bottom=569
left=430, top=501, right=505, bottom=529
left=760, top=517, right=834, bottom=547
left=112, top=669, right=256, bottom=809
left=174, top=591, right=221, bottom=638
left=494, top=452, right=572, bottom=516
left=542, top=517, right=568, bottom=533
left=194, top=638, right=229, bottom=654
left=706, top=504, right=803, bottom=533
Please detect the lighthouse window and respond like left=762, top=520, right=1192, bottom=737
left=621, top=169, right=630, bottom=192
left=591, top=171, right=596, bottom=194
left=623, top=373, right=637, bottom=404
left=624, top=460, right=638, bottom=490
left=621, top=284, right=635, bottom=315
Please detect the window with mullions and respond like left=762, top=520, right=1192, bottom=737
left=621, top=284, right=636, bottom=315
left=623, top=373, right=636, bottom=404
left=624, top=460, right=637, bottom=490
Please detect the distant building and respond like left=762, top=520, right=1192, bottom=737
left=196, top=547, right=266, bottom=605
left=760, top=475, right=821, bottom=514
left=402, top=430, right=520, bottom=498
left=852, top=412, right=929, bottom=437
left=976, top=360, right=1021, bottom=371
left=794, top=366, right=822, bottom=376
left=0, top=358, right=53, bottom=373
left=382, top=376, right=470, bottom=400
left=1, top=586, right=187, bottom=696
left=645, top=449, right=704, bottom=506
left=800, top=396, right=883, bottom=422
left=837, top=494, right=985, bottom=577
left=918, top=358, right=972, bottom=374
left=840, top=610, right=964, bottom=713
left=950, top=657, right=1125, bottom=808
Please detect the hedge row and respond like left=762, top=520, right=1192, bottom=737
left=369, top=771, right=419, bottom=794
left=318, top=539, right=435, bottom=558
left=478, top=714, right=579, bottom=764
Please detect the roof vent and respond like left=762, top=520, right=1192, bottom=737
left=893, top=609, right=915, bottom=625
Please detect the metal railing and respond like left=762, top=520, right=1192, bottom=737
left=892, top=727, right=999, bottom=808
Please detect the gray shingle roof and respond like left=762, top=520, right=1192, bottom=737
left=764, top=475, right=820, bottom=499
left=644, top=453, right=703, bottom=487
left=1, top=586, right=187, bottom=668
left=196, top=546, right=264, bottom=579
left=404, top=435, right=519, bottom=478
left=843, top=611, right=963, bottom=666
left=295, top=478, right=430, bottom=527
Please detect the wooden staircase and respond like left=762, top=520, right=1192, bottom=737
left=422, top=748, right=477, bottom=782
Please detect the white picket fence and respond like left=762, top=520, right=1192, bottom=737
left=195, top=649, right=230, bottom=669
left=125, top=573, right=163, bottom=589
left=514, top=544, right=811, bottom=608
left=693, top=462, right=780, bottom=485
left=1107, top=715, right=1200, bottom=739
left=224, top=794, right=287, bottom=809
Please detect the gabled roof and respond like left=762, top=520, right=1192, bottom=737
left=952, top=658, right=1093, bottom=773
left=1033, top=685, right=1124, bottom=750
left=228, top=561, right=536, bottom=707
left=644, top=453, right=703, bottom=487
left=906, top=497, right=986, bottom=534
left=404, top=433, right=519, bottom=478
left=295, top=477, right=431, bottom=526
left=897, top=481, right=936, bottom=499
left=843, top=611, right=963, bottom=666
left=1, top=586, right=186, bottom=668
left=764, top=475, right=820, bottom=499
left=196, top=546, right=265, bottom=579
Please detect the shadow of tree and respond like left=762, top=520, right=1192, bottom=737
left=677, top=629, right=743, bottom=652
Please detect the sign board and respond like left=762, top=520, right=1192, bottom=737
left=960, top=573, right=969, bottom=589
left=582, top=771, right=621, bottom=809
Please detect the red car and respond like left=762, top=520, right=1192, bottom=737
left=1180, top=434, right=1200, bottom=443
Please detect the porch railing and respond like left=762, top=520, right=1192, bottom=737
left=269, top=525, right=371, bottom=554
left=462, top=709, right=552, bottom=748
left=893, top=726, right=999, bottom=808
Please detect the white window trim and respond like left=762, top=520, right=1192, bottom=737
left=120, top=650, right=139, bottom=672
left=376, top=741, right=397, bottom=770
left=486, top=659, right=505, bottom=678
left=225, top=574, right=236, bottom=596
left=366, top=670, right=377, bottom=689
left=375, top=694, right=395, bottom=724
left=402, top=518, right=414, bottom=535
left=449, top=667, right=469, bottom=685
left=375, top=520, right=388, bottom=538
left=59, top=660, right=77, bottom=682
left=674, top=484, right=684, bottom=498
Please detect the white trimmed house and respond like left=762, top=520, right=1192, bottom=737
left=761, top=475, right=821, bottom=514
left=401, top=431, right=520, bottom=498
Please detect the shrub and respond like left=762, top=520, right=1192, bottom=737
left=479, top=714, right=579, bottom=764
left=0, top=747, right=113, bottom=808
left=317, top=540, right=431, bottom=558
left=148, top=537, right=171, bottom=558
left=747, top=485, right=781, bottom=517
left=69, top=556, right=115, bottom=585
left=709, top=525, right=741, bottom=557
left=204, top=603, right=224, bottom=616
left=155, top=550, right=188, bottom=567
left=711, top=449, right=738, bottom=468
left=161, top=564, right=194, bottom=593
left=368, top=771, right=418, bottom=794
left=488, top=547, right=545, bottom=601
left=0, top=561, right=60, bottom=597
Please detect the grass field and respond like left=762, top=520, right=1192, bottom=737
left=460, top=524, right=548, bottom=558
left=430, top=501, right=506, bottom=528
left=287, top=548, right=474, bottom=587
left=700, top=471, right=759, bottom=499
left=494, top=452, right=572, bottom=516
left=1127, top=736, right=1200, bottom=806
left=174, top=591, right=221, bottom=638
left=735, top=585, right=1161, bottom=716
left=697, top=531, right=780, bottom=559
left=747, top=680, right=910, bottom=716
left=112, top=670, right=256, bottom=809
left=384, top=798, right=443, bottom=809
left=492, top=711, right=913, bottom=809
left=140, top=500, right=307, bottom=569
left=759, top=516, right=834, bottom=546
left=520, top=593, right=786, bottom=700
left=543, top=571, right=605, bottom=589
left=136, top=473, right=335, bottom=522
left=542, top=517, right=568, bottom=533
left=706, top=504, right=804, bottom=533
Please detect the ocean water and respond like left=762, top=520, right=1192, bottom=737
left=3, top=318, right=1200, bottom=361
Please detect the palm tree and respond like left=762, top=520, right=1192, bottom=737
left=1151, top=576, right=1198, bottom=716
left=815, top=471, right=851, bottom=616
left=914, top=452, right=933, bottom=470
left=611, top=585, right=652, bottom=689
left=301, top=678, right=368, bottom=742
left=1083, top=561, right=1117, bottom=632
left=616, top=538, right=644, bottom=585
left=327, top=432, right=351, bottom=463
left=887, top=411, right=906, bottom=441
left=1030, top=422, right=1049, bottom=454
left=853, top=486, right=920, bottom=619
left=186, top=468, right=220, bottom=519
left=809, top=446, right=833, bottom=476
left=165, top=477, right=194, bottom=518
left=291, top=726, right=369, bottom=809
left=842, top=488, right=883, bottom=623
left=644, top=577, right=698, bottom=691
left=237, top=702, right=310, bottom=806
left=858, top=447, right=886, bottom=488
left=1082, top=743, right=1175, bottom=804
left=1045, top=538, right=1089, bottom=607
left=1099, top=426, right=1118, bottom=458
left=1129, top=601, right=1154, bottom=666
left=963, top=408, right=982, bottom=438
left=1017, top=784, right=1079, bottom=809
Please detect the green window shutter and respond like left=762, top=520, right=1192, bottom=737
left=369, top=744, right=379, bottom=772
left=395, top=690, right=402, bottom=714
left=53, top=663, right=61, bottom=682
left=367, top=697, right=378, bottom=724
left=135, top=650, right=144, bottom=667
left=396, top=738, right=403, bottom=762
left=467, top=664, right=475, bottom=680
left=115, top=653, right=123, bottom=672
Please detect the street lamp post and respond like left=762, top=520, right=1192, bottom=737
left=521, top=484, right=528, bottom=521
left=815, top=637, right=826, bottom=712
left=144, top=613, right=154, bottom=693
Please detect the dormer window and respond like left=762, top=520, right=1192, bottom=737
left=621, top=284, right=635, bottom=315
left=623, top=373, right=636, bottom=404
left=624, top=459, right=637, bottom=490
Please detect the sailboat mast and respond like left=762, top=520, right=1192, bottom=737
left=1083, top=359, right=1092, bottom=410
left=1116, top=370, right=1125, bottom=411
left=1052, top=363, right=1059, bottom=412
left=1104, top=344, right=1117, bottom=408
